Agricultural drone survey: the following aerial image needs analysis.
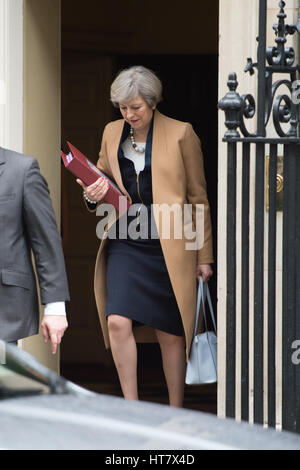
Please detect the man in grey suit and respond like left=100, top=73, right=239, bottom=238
left=0, top=147, right=70, bottom=354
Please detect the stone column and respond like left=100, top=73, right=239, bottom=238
left=22, top=0, right=62, bottom=373
left=0, top=0, right=62, bottom=372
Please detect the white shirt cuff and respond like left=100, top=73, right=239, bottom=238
left=44, top=302, right=66, bottom=316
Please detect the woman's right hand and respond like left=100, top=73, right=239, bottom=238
left=76, top=177, right=109, bottom=203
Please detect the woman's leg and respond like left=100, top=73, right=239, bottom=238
left=155, top=329, right=186, bottom=408
left=107, top=314, right=138, bottom=401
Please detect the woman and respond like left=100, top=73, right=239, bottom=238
left=77, top=66, right=213, bottom=408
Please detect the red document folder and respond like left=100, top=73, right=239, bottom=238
left=61, top=141, right=131, bottom=214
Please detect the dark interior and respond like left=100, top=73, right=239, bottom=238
left=60, top=0, right=219, bottom=413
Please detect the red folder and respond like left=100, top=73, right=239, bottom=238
left=61, top=141, right=131, bottom=214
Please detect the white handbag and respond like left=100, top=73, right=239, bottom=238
left=185, top=277, right=217, bottom=385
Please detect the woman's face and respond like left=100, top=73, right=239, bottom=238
left=119, top=95, right=155, bottom=135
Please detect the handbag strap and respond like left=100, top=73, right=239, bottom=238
left=193, top=278, right=204, bottom=338
left=200, top=279, right=218, bottom=375
left=203, top=281, right=217, bottom=333
left=193, top=277, right=217, bottom=338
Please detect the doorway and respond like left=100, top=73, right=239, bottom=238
left=60, top=0, right=218, bottom=413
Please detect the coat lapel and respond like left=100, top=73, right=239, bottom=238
left=151, top=110, right=167, bottom=206
left=107, top=122, right=132, bottom=201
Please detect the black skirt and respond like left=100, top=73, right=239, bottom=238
left=105, top=237, right=184, bottom=336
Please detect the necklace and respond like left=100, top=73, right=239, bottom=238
left=130, top=127, right=145, bottom=153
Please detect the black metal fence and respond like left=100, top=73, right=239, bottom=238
left=218, top=0, right=300, bottom=433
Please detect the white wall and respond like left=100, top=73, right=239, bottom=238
left=0, top=0, right=23, bottom=151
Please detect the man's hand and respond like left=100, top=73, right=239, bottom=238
left=196, top=263, right=213, bottom=283
left=41, top=315, right=68, bottom=354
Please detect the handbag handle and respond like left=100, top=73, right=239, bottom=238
left=202, top=280, right=217, bottom=334
left=193, top=277, right=217, bottom=338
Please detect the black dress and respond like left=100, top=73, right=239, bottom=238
left=105, top=119, right=184, bottom=336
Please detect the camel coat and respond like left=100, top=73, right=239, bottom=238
left=86, top=110, right=213, bottom=362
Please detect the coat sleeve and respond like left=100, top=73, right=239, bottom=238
left=23, top=159, right=70, bottom=304
left=83, top=124, right=114, bottom=213
left=180, top=123, right=214, bottom=264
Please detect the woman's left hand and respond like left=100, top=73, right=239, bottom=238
left=196, top=264, right=213, bottom=283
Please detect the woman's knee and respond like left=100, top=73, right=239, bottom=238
left=155, top=329, right=184, bottom=348
left=107, top=314, right=132, bottom=339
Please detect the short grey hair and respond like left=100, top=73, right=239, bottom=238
left=110, top=66, right=163, bottom=108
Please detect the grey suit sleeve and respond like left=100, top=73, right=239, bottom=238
left=23, top=159, right=70, bottom=304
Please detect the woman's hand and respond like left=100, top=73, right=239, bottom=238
left=196, top=263, right=213, bottom=283
left=76, top=177, right=109, bottom=203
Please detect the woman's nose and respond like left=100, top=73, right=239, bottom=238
left=126, top=109, right=134, bottom=119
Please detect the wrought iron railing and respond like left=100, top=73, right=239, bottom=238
left=218, top=0, right=300, bottom=432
